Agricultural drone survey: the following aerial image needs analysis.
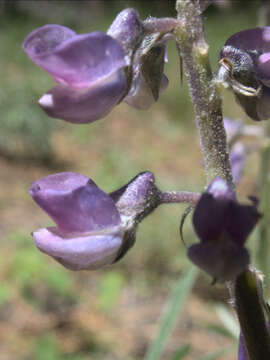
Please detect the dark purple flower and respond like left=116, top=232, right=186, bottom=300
left=29, top=171, right=159, bottom=270
left=23, top=25, right=127, bottom=124
left=188, top=178, right=261, bottom=281
left=218, top=27, right=270, bottom=120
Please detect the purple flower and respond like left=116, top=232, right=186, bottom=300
left=29, top=171, right=159, bottom=270
left=188, top=178, right=261, bottom=281
left=23, top=25, right=127, bottom=124
left=218, top=27, right=270, bottom=120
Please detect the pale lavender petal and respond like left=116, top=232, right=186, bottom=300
left=23, top=26, right=127, bottom=88
left=29, top=172, right=121, bottom=234
left=38, top=69, right=127, bottom=124
left=224, top=117, right=243, bottom=143
left=230, top=143, right=246, bottom=184
left=207, top=177, right=235, bottom=200
left=33, top=227, right=123, bottom=271
left=124, top=71, right=168, bottom=110
left=257, top=52, right=270, bottom=87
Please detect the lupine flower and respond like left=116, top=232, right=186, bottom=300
left=23, top=25, right=127, bottom=124
left=218, top=27, right=270, bottom=121
left=23, top=9, right=172, bottom=123
left=29, top=171, right=159, bottom=270
left=188, top=177, right=260, bottom=281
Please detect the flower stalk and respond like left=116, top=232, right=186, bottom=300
left=159, top=191, right=200, bottom=205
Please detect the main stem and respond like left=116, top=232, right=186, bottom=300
left=175, top=1, right=270, bottom=359
left=175, top=0, right=233, bottom=188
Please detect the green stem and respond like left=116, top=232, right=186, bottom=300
left=175, top=0, right=233, bottom=187
left=231, top=268, right=270, bottom=360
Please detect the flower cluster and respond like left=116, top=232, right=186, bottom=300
left=23, top=9, right=174, bottom=124
left=218, top=27, right=270, bottom=121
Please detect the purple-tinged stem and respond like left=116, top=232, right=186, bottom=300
left=159, top=191, right=200, bottom=205
left=143, top=17, right=178, bottom=35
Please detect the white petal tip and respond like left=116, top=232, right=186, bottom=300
left=38, top=94, right=54, bottom=108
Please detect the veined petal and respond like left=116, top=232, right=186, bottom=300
left=38, top=69, right=127, bottom=124
left=29, top=172, right=121, bottom=234
left=33, top=227, right=123, bottom=271
left=23, top=25, right=127, bottom=88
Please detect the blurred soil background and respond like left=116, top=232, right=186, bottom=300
left=0, top=1, right=265, bottom=359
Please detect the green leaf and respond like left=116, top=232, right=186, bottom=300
left=170, top=344, right=191, bottom=360
left=196, top=347, right=232, bottom=360
left=144, top=266, right=198, bottom=360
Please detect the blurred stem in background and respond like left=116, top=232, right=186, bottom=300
left=257, top=0, right=270, bottom=288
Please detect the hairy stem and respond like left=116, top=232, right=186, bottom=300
left=160, top=191, right=200, bottom=205
left=175, top=0, right=233, bottom=187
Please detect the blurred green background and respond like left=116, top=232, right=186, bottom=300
left=0, top=1, right=263, bottom=359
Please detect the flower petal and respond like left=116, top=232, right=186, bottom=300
left=257, top=52, right=270, bottom=86
left=224, top=27, right=270, bottom=53
left=29, top=172, right=121, bottom=234
left=230, top=142, right=246, bottom=184
left=33, top=227, right=123, bottom=271
left=188, top=240, right=250, bottom=281
left=38, top=69, right=127, bottom=124
left=107, top=8, right=143, bottom=65
left=193, top=178, right=235, bottom=243
left=225, top=201, right=261, bottom=246
left=23, top=25, right=127, bottom=88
